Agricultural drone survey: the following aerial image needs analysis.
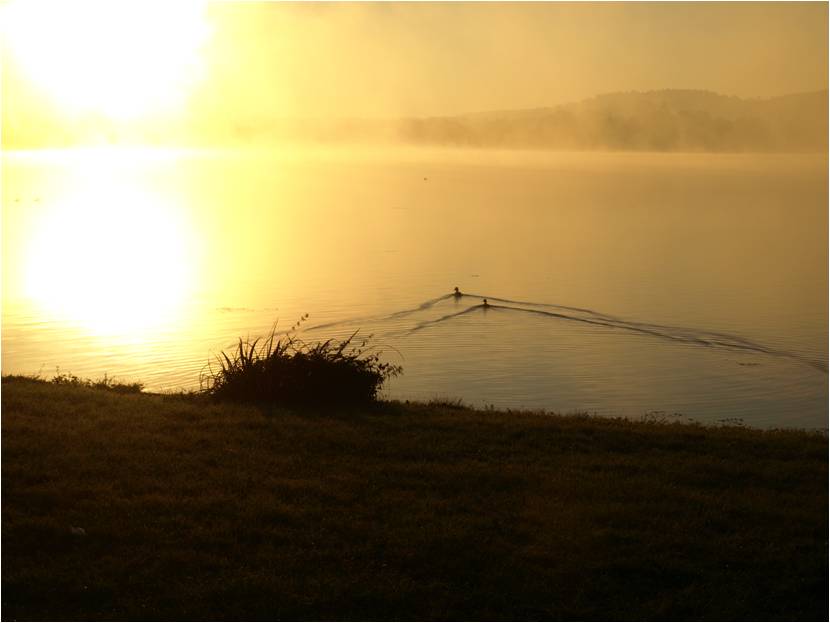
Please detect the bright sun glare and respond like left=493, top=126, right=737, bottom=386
left=2, top=0, right=210, bottom=120
left=24, top=149, right=199, bottom=335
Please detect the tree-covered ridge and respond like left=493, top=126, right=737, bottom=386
left=399, top=89, right=828, bottom=152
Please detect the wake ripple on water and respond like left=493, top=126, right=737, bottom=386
left=458, top=292, right=622, bottom=322
left=302, top=291, right=827, bottom=375
left=304, top=293, right=455, bottom=332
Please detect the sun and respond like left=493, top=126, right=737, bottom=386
left=2, top=0, right=211, bottom=120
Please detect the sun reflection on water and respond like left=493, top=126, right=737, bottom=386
left=23, top=150, right=200, bottom=337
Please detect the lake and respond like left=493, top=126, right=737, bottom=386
left=2, top=146, right=827, bottom=428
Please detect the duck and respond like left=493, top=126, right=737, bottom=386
left=453, top=287, right=462, bottom=298
left=482, top=298, right=489, bottom=307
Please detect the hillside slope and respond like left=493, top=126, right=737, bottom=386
left=398, top=90, right=829, bottom=152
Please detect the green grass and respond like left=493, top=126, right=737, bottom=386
left=2, top=375, right=827, bottom=620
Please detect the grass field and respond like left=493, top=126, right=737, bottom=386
left=2, top=375, right=827, bottom=620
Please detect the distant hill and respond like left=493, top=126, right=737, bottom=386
left=396, top=90, right=828, bottom=153
left=6, top=89, right=826, bottom=153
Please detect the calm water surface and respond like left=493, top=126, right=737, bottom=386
left=2, top=147, right=827, bottom=428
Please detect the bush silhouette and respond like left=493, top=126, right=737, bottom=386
left=201, top=316, right=402, bottom=406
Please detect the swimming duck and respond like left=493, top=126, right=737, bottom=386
left=453, top=287, right=462, bottom=297
left=482, top=298, right=489, bottom=307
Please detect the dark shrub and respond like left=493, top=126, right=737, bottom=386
left=201, top=317, right=402, bottom=406
left=50, top=370, right=144, bottom=394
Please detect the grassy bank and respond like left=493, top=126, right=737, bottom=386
left=2, top=375, right=827, bottom=620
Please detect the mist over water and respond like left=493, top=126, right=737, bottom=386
left=2, top=148, right=826, bottom=428
left=4, top=3, right=827, bottom=150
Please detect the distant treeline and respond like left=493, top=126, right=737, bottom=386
left=7, top=89, right=827, bottom=153
left=397, top=90, right=829, bottom=153
left=227, top=89, right=827, bottom=153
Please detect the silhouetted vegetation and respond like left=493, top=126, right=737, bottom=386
left=35, top=89, right=821, bottom=153
left=200, top=317, right=402, bottom=406
left=398, top=90, right=828, bottom=153
left=2, top=375, right=826, bottom=620
left=19, top=370, right=145, bottom=394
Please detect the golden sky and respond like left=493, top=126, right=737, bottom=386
left=2, top=1, right=827, bottom=145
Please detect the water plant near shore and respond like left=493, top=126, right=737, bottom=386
left=201, top=316, right=402, bottom=405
